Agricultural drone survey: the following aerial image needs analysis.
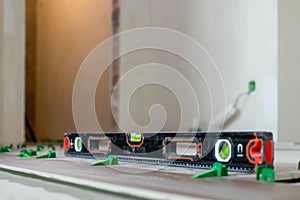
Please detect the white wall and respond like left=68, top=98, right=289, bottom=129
left=151, top=0, right=278, bottom=135
left=119, top=0, right=278, bottom=138
left=278, top=0, right=300, bottom=142
left=118, top=0, right=155, bottom=132
left=0, top=0, right=26, bottom=145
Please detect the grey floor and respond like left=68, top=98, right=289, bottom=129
left=0, top=170, right=138, bottom=200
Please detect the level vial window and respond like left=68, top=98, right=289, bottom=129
left=176, top=142, right=197, bottom=156
left=130, top=133, right=142, bottom=142
left=215, top=139, right=232, bottom=162
left=75, top=137, right=83, bottom=152
left=219, top=141, right=230, bottom=160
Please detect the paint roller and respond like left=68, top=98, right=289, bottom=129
left=211, top=81, right=256, bottom=129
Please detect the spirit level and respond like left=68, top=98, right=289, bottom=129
left=64, top=131, right=273, bottom=172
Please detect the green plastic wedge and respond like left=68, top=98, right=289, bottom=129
left=18, top=150, right=29, bottom=158
left=17, top=153, right=31, bottom=158
left=298, top=161, right=300, bottom=170
left=36, top=151, right=56, bottom=159
left=90, top=155, right=119, bottom=166
left=107, top=155, right=119, bottom=165
left=91, top=160, right=109, bottom=166
left=191, top=162, right=228, bottom=179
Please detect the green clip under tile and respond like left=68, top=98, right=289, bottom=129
left=256, top=166, right=275, bottom=183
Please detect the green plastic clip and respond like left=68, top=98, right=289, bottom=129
left=256, top=166, right=275, bottom=182
left=90, top=155, right=119, bottom=166
left=36, top=151, right=56, bottom=159
left=17, top=150, right=29, bottom=157
left=48, top=144, right=56, bottom=151
left=21, top=144, right=27, bottom=149
left=298, top=161, right=300, bottom=170
left=0, top=146, right=12, bottom=153
left=28, top=149, right=37, bottom=156
left=5, top=146, right=12, bottom=152
left=191, top=162, right=228, bottom=179
left=20, top=150, right=28, bottom=154
left=17, top=149, right=37, bottom=158
left=17, top=152, right=31, bottom=158
left=37, top=145, right=44, bottom=152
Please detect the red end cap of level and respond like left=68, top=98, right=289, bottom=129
left=265, top=140, right=273, bottom=164
left=64, top=137, right=70, bottom=151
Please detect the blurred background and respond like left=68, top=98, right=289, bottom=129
left=0, top=0, right=299, bottom=145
